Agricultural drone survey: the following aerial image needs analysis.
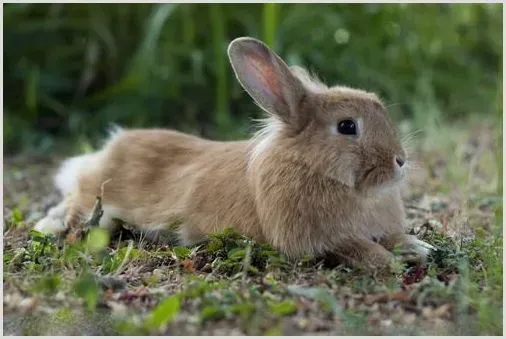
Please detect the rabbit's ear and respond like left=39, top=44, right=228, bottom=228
left=228, top=37, right=308, bottom=129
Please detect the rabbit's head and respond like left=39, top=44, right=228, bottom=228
left=228, top=37, right=407, bottom=193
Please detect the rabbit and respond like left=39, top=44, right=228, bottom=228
left=34, top=37, right=435, bottom=272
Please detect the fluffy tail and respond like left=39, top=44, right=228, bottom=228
left=54, top=153, right=98, bottom=196
left=54, top=125, right=124, bottom=196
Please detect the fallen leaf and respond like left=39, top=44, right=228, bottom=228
left=182, top=258, right=195, bottom=273
left=403, top=266, right=427, bottom=285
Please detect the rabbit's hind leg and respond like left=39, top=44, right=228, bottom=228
left=33, top=198, right=71, bottom=235
left=64, top=193, right=121, bottom=243
left=32, top=194, right=89, bottom=242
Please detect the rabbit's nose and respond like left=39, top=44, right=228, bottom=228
left=395, top=156, right=405, bottom=168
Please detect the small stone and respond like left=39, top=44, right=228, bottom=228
left=107, top=301, right=128, bottom=316
left=368, top=313, right=381, bottom=326
left=19, top=297, right=39, bottom=314
left=380, top=319, right=392, bottom=327
left=422, top=306, right=433, bottom=319
left=370, top=303, right=380, bottom=312
left=403, top=313, right=417, bottom=325
left=432, top=304, right=451, bottom=318
left=4, top=293, right=22, bottom=306
left=296, top=317, right=309, bottom=329
left=347, top=298, right=356, bottom=309
left=391, top=309, right=404, bottom=322
left=433, top=317, right=449, bottom=329
left=54, top=291, right=66, bottom=301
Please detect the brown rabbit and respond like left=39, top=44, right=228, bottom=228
left=34, top=37, right=434, bottom=271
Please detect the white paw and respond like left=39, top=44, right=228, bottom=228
left=398, top=236, right=436, bottom=264
left=33, top=216, right=67, bottom=235
left=412, top=238, right=436, bottom=253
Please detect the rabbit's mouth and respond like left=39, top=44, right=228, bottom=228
left=357, top=165, right=403, bottom=191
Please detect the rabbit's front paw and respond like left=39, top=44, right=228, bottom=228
left=395, top=235, right=436, bottom=264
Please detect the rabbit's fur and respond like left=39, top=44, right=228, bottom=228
left=35, top=37, right=434, bottom=271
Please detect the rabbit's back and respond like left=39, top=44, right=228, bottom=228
left=65, top=128, right=262, bottom=242
left=74, top=129, right=216, bottom=206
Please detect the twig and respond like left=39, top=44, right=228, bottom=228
left=100, top=178, right=112, bottom=198
left=404, top=204, right=431, bottom=213
left=84, top=197, right=104, bottom=229
left=84, top=179, right=111, bottom=229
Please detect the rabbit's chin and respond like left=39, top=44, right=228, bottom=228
left=365, top=178, right=404, bottom=197
left=356, top=167, right=406, bottom=196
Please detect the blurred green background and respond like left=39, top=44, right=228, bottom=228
left=3, top=3, right=502, bottom=155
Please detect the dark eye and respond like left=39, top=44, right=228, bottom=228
left=337, top=119, right=357, bottom=135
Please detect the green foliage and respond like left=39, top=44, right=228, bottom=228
left=33, top=274, right=62, bottom=296
left=287, top=285, right=341, bottom=315
left=495, top=65, right=503, bottom=198
left=11, top=208, right=24, bottom=225
left=268, top=299, right=297, bottom=316
left=54, top=307, right=74, bottom=323
left=3, top=3, right=501, bottom=154
left=100, top=245, right=148, bottom=273
left=466, top=221, right=503, bottom=335
left=144, top=295, right=181, bottom=331
left=73, top=274, right=100, bottom=311
left=417, top=220, right=503, bottom=335
left=85, top=228, right=110, bottom=253
left=200, top=305, right=226, bottom=322
left=182, top=279, right=285, bottom=330
left=172, top=246, right=191, bottom=260
left=205, top=228, right=287, bottom=276
left=181, top=278, right=226, bottom=298
left=22, top=230, right=60, bottom=271
left=206, top=227, right=244, bottom=252
left=4, top=221, right=503, bottom=335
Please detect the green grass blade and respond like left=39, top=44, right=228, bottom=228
left=210, top=4, right=230, bottom=133
left=262, top=3, right=278, bottom=48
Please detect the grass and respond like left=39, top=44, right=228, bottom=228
left=2, top=116, right=503, bottom=335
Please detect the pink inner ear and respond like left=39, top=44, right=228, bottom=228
left=246, top=51, right=286, bottom=107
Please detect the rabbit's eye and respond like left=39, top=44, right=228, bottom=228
left=337, top=119, right=357, bottom=135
